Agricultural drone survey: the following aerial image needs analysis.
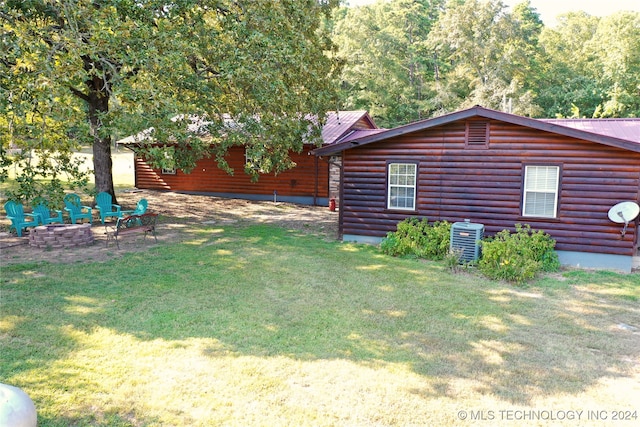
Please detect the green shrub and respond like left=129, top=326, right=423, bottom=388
left=379, top=233, right=404, bottom=256
left=380, top=217, right=452, bottom=260
left=478, top=223, right=560, bottom=284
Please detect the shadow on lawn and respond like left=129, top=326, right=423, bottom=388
left=2, top=225, right=639, bottom=424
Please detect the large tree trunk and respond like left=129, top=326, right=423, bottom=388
left=93, top=136, right=116, bottom=204
left=86, top=75, right=118, bottom=205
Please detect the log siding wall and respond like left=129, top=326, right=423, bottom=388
left=341, top=120, right=640, bottom=256
left=134, top=145, right=330, bottom=203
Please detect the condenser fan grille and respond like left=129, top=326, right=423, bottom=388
left=450, top=222, right=484, bottom=262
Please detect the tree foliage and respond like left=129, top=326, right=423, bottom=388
left=333, top=0, right=640, bottom=124
left=425, top=0, right=544, bottom=116
left=331, top=0, right=445, bottom=127
left=535, top=12, right=602, bottom=118
left=585, top=12, right=640, bottom=117
left=2, top=0, right=639, bottom=204
left=1, top=0, right=341, bottom=203
left=536, top=11, right=640, bottom=118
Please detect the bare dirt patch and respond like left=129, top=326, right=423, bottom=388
left=0, top=190, right=339, bottom=265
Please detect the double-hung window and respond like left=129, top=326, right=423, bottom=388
left=522, top=165, right=560, bottom=218
left=388, top=163, right=417, bottom=210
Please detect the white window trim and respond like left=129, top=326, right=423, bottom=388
left=387, top=163, right=417, bottom=211
left=522, top=165, right=560, bottom=218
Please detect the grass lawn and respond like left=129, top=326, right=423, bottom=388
left=1, top=223, right=639, bottom=426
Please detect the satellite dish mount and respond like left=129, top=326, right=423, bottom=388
left=607, top=201, right=640, bottom=238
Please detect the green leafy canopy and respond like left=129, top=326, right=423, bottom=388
left=1, top=0, right=342, bottom=201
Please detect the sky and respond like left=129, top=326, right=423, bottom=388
left=345, top=0, right=640, bottom=26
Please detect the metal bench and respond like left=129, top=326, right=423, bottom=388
left=105, top=213, right=158, bottom=249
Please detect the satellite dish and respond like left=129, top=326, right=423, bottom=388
left=608, top=201, right=640, bottom=237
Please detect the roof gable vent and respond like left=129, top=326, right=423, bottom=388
left=466, top=120, right=489, bottom=148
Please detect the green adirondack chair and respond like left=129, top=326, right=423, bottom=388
left=32, top=202, right=64, bottom=225
left=95, top=192, right=122, bottom=224
left=4, top=200, right=39, bottom=237
left=121, top=198, right=148, bottom=217
left=63, top=193, right=93, bottom=224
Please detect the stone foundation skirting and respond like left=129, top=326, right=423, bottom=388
left=29, top=224, right=94, bottom=249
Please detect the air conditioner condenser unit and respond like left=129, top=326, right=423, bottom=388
left=450, top=221, right=484, bottom=262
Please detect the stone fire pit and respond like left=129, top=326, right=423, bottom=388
left=29, top=223, right=94, bottom=249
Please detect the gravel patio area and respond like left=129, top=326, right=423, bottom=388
left=0, top=190, right=339, bottom=265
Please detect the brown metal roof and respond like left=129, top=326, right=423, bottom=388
left=337, top=128, right=388, bottom=143
left=119, top=111, right=379, bottom=147
left=313, top=106, right=640, bottom=156
left=541, top=119, right=640, bottom=143
left=321, top=111, right=378, bottom=145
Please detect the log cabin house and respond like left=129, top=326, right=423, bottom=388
left=313, top=106, right=640, bottom=272
left=120, top=111, right=378, bottom=206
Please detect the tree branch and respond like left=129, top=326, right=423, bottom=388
left=69, top=86, right=89, bottom=102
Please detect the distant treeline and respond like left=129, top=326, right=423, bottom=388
left=331, top=0, right=640, bottom=127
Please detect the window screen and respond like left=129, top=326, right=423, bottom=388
left=523, top=165, right=559, bottom=218
left=388, top=163, right=417, bottom=210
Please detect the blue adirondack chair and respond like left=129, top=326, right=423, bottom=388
left=63, top=193, right=93, bottom=224
left=95, top=192, right=122, bottom=224
left=32, top=202, right=64, bottom=225
left=121, top=198, right=148, bottom=217
left=4, top=200, right=39, bottom=237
